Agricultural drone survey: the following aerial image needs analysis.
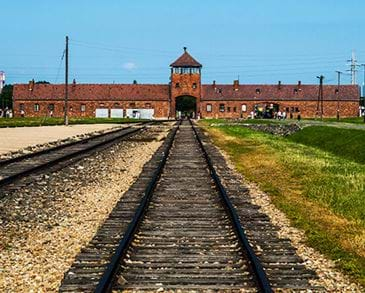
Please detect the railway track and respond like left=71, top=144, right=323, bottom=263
left=60, top=119, right=318, bottom=292
left=0, top=123, right=149, bottom=193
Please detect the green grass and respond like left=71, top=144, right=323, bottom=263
left=287, top=126, right=365, bottom=164
left=0, top=117, right=147, bottom=127
left=205, top=118, right=285, bottom=125
left=201, top=121, right=365, bottom=285
left=315, top=117, right=365, bottom=124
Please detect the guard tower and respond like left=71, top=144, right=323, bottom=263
left=170, top=47, right=202, bottom=118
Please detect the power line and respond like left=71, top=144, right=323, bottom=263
left=54, top=49, right=65, bottom=83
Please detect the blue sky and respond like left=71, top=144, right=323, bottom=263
left=1, top=0, right=365, bottom=85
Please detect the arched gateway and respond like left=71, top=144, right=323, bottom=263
left=170, top=47, right=202, bottom=119
left=175, top=95, right=197, bottom=118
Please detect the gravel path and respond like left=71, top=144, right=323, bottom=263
left=0, top=124, right=129, bottom=161
left=0, top=124, right=124, bottom=156
left=0, top=123, right=172, bottom=292
left=216, top=145, right=363, bottom=292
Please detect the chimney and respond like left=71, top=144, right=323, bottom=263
left=28, top=79, right=35, bottom=91
left=212, top=80, right=216, bottom=88
left=278, top=80, right=282, bottom=90
left=298, top=80, right=301, bottom=87
left=233, top=79, right=239, bottom=91
left=72, top=78, right=76, bottom=85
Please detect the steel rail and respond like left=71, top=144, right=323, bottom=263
left=190, top=120, right=272, bottom=293
left=94, top=121, right=181, bottom=293
left=0, top=124, right=148, bottom=189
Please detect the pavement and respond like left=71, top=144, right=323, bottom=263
left=0, top=124, right=121, bottom=155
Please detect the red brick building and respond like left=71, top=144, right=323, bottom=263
left=13, top=48, right=360, bottom=119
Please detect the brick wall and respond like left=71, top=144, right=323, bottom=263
left=201, top=100, right=359, bottom=119
left=170, top=72, right=201, bottom=117
left=13, top=100, right=169, bottom=119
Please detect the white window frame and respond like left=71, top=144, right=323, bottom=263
left=206, top=104, right=212, bottom=112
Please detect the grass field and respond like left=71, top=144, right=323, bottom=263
left=311, top=117, right=365, bottom=124
left=0, top=117, right=146, bottom=127
left=200, top=121, right=365, bottom=285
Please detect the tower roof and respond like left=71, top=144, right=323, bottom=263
left=170, top=47, right=202, bottom=68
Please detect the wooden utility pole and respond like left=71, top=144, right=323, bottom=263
left=335, top=71, right=342, bottom=121
left=316, top=75, right=324, bottom=120
left=64, top=36, right=69, bottom=126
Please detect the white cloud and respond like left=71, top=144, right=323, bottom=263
left=123, top=62, right=137, bottom=70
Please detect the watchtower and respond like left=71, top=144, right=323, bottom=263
left=170, top=47, right=202, bottom=118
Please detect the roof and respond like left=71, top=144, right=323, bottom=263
left=201, top=84, right=360, bottom=101
left=170, top=48, right=202, bottom=68
left=13, top=84, right=170, bottom=101
left=13, top=83, right=360, bottom=102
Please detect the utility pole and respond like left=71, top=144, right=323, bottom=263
left=347, top=51, right=359, bottom=85
left=335, top=71, right=342, bottom=121
left=64, top=36, right=69, bottom=126
left=361, top=64, right=365, bottom=96
left=316, top=75, right=324, bottom=120
left=362, top=64, right=365, bottom=123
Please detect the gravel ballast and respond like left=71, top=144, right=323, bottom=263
left=0, top=124, right=172, bottom=292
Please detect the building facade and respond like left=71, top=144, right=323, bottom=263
left=13, top=49, right=360, bottom=119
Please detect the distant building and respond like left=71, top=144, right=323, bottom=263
left=13, top=49, right=360, bottom=119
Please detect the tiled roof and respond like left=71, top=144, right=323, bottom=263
left=13, top=83, right=360, bottom=102
left=201, top=84, right=360, bottom=101
left=170, top=49, right=202, bottom=67
left=13, top=84, right=170, bottom=101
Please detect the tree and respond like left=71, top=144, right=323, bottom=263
left=0, top=84, right=13, bottom=109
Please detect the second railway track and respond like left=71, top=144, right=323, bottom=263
left=61, top=120, right=318, bottom=292
left=0, top=123, right=150, bottom=192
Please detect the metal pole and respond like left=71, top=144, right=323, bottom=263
left=64, top=36, right=69, bottom=126
left=335, top=71, right=342, bottom=121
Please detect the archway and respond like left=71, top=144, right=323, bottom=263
left=175, top=95, right=197, bottom=119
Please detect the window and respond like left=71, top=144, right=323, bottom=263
left=295, top=107, right=299, bottom=112
left=175, top=83, right=180, bottom=88
left=294, top=88, right=298, bottom=94
left=233, top=107, right=237, bottom=112
left=227, top=106, right=231, bottom=112
left=81, top=104, right=86, bottom=112
left=219, top=104, right=225, bottom=112
left=256, top=88, right=261, bottom=94
left=335, top=89, right=339, bottom=94
left=48, top=104, right=55, bottom=111
left=145, top=103, right=151, bottom=108
left=19, top=103, right=24, bottom=111
left=129, top=102, right=136, bottom=108
left=114, top=103, right=120, bottom=108
left=34, top=104, right=40, bottom=112
left=286, top=107, right=290, bottom=112
left=241, top=104, right=247, bottom=112
left=192, top=83, right=197, bottom=89
left=206, top=104, right=212, bottom=112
